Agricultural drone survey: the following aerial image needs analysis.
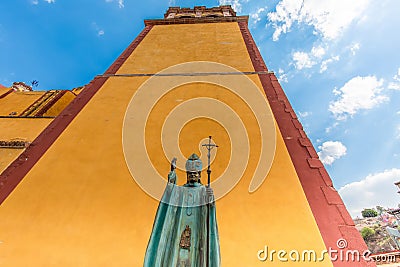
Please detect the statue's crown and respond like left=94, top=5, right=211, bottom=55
left=185, top=153, right=202, bottom=172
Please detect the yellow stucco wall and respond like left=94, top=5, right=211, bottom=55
left=72, top=87, right=84, bottom=95
left=0, top=149, right=24, bottom=174
left=0, top=91, right=46, bottom=116
left=118, top=23, right=254, bottom=74
left=0, top=22, right=333, bottom=266
left=43, top=91, right=76, bottom=117
left=0, top=118, right=53, bottom=173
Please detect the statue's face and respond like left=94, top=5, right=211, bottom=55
left=187, top=171, right=201, bottom=183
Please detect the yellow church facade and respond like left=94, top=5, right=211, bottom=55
left=0, top=6, right=373, bottom=266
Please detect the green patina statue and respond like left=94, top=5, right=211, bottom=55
left=144, top=153, right=221, bottom=266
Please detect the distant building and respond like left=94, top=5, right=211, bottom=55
left=388, top=181, right=400, bottom=220
left=386, top=227, right=400, bottom=249
left=395, top=181, right=400, bottom=194
left=0, top=82, right=78, bottom=173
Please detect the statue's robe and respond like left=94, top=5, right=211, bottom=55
left=144, top=182, right=220, bottom=267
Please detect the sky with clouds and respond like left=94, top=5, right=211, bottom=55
left=1, top=0, right=399, bottom=217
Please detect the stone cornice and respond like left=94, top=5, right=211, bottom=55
left=145, top=16, right=248, bottom=26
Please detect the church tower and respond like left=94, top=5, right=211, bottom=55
left=0, top=6, right=373, bottom=266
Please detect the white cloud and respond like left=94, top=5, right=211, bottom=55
left=396, top=125, right=400, bottom=139
left=106, top=0, right=124, bottom=8
left=325, top=122, right=339, bottom=133
left=311, top=46, right=325, bottom=58
left=168, top=0, right=176, bottom=6
left=292, top=45, right=334, bottom=72
left=339, top=169, right=400, bottom=218
left=250, top=8, right=266, bottom=24
left=92, top=22, right=105, bottom=37
left=292, top=51, right=316, bottom=70
left=277, top=68, right=288, bottom=83
left=32, top=0, right=57, bottom=6
left=320, top=55, right=339, bottom=73
left=349, top=42, right=360, bottom=56
left=298, top=111, right=311, bottom=118
left=219, top=0, right=243, bottom=13
left=317, top=141, right=347, bottom=165
left=329, top=76, right=388, bottom=120
left=268, top=0, right=370, bottom=41
left=388, top=67, right=400, bottom=90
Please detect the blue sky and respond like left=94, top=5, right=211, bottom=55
left=1, top=0, right=400, bottom=217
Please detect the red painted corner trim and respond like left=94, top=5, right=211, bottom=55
left=0, top=25, right=153, bottom=205
left=307, top=158, right=324, bottom=169
left=238, top=21, right=374, bottom=267
left=0, top=89, right=13, bottom=99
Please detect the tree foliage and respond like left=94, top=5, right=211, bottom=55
left=376, top=206, right=384, bottom=216
left=361, top=227, right=375, bottom=241
left=362, top=208, right=378, bottom=218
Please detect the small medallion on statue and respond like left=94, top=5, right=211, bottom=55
left=179, top=225, right=191, bottom=251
